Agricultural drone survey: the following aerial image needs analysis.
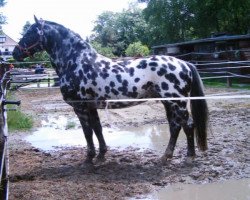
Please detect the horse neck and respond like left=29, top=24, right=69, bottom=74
left=43, top=24, right=97, bottom=76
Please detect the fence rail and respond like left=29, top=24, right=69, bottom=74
left=10, top=57, right=250, bottom=89
left=192, top=60, right=250, bottom=87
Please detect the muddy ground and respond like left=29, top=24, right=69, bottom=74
left=8, top=87, right=250, bottom=200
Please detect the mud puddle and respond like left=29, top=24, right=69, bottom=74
left=147, top=178, right=250, bottom=200
left=26, top=115, right=186, bottom=152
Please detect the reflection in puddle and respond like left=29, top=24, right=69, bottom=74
left=26, top=115, right=185, bottom=151
left=150, top=179, right=250, bottom=200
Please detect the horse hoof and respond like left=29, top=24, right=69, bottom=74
left=95, top=155, right=106, bottom=163
left=83, top=158, right=94, bottom=166
left=160, top=154, right=172, bottom=165
left=185, top=156, right=195, bottom=165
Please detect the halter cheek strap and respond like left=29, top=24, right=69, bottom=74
left=17, top=19, right=45, bottom=58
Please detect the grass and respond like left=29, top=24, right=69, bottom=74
left=65, top=121, right=76, bottom=130
left=5, top=92, right=33, bottom=131
left=7, top=108, right=33, bottom=131
left=203, top=79, right=250, bottom=90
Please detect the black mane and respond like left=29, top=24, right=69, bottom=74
left=44, top=20, right=83, bottom=40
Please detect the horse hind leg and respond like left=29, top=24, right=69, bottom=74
left=88, top=108, right=107, bottom=162
left=162, top=102, right=181, bottom=161
left=175, top=101, right=196, bottom=158
left=181, top=110, right=195, bottom=158
left=162, top=101, right=195, bottom=162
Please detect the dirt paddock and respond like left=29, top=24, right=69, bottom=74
left=8, top=87, right=250, bottom=200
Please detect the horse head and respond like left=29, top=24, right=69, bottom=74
left=13, top=16, right=45, bottom=61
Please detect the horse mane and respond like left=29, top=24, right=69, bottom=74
left=44, top=20, right=83, bottom=40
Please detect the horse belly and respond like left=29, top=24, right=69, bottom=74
left=98, top=101, right=145, bottom=109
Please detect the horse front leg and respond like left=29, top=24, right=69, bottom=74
left=88, top=108, right=107, bottom=162
left=74, top=108, right=96, bottom=164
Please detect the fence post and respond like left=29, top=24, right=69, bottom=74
left=227, top=76, right=232, bottom=87
left=37, top=79, right=40, bottom=88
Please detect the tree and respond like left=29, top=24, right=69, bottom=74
left=92, top=4, right=149, bottom=56
left=0, top=0, right=6, bottom=25
left=125, top=41, right=150, bottom=57
left=91, top=41, right=115, bottom=58
left=21, top=21, right=32, bottom=36
left=190, top=0, right=250, bottom=37
left=142, top=0, right=195, bottom=44
left=140, top=0, right=250, bottom=45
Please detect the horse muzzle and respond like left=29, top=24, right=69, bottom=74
left=12, top=46, right=26, bottom=61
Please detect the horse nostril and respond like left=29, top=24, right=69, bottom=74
left=12, top=49, right=23, bottom=61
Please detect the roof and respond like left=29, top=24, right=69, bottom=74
left=0, top=32, right=17, bottom=46
left=152, top=34, right=250, bottom=49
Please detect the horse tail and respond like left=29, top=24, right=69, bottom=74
left=189, top=63, right=208, bottom=151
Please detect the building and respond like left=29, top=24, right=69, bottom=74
left=152, top=34, right=250, bottom=61
left=0, top=31, right=17, bottom=61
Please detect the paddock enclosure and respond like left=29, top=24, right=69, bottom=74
left=5, top=64, right=250, bottom=199
left=0, top=54, right=248, bottom=199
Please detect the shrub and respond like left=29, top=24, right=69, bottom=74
left=91, top=41, right=115, bottom=58
left=125, top=41, right=150, bottom=57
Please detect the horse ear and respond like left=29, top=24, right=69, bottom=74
left=34, top=15, right=39, bottom=24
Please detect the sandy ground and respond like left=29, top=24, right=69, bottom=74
left=8, top=87, right=250, bottom=200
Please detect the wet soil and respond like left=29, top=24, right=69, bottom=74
left=9, top=87, right=250, bottom=200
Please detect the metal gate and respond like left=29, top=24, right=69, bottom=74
left=0, top=62, right=20, bottom=200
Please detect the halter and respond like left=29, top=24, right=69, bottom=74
left=17, top=19, right=45, bottom=57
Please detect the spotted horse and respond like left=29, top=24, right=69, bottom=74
left=13, top=16, right=208, bottom=164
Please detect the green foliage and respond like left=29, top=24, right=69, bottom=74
left=7, top=109, right=33, bottom=131
left=21, top=21, right=32, bottom=36
left=14, top=51, right=52, bottom=68
left=91, top=41, right=115, bottom=58
left=7, top=57, right=15, bottom=63
left=24, top=51, right=51, bottom=67
left=141, top=0, right=250, bottom=45
left=125, top=41, right=150, bottom=57
left=65, top=121, right=76, bottom=130
left=143, top=0, right=191, bottom=44
left=6, top=93, right=33, bottom=131
left=203, top=79, right=250, bottom=90
left=0, top=0, right=5, bottom=6
left=92, top=4, right=149, bottom=56
left=0, top=0, right=6, bottom=25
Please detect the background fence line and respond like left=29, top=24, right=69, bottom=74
left=8, top=58, right=250, bottom=89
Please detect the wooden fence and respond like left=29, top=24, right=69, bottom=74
left=194, top=60, right=250, bottom=87
left=11, top=59, right=250, bottom=89
left=172, top=51, right=250, bottom=87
